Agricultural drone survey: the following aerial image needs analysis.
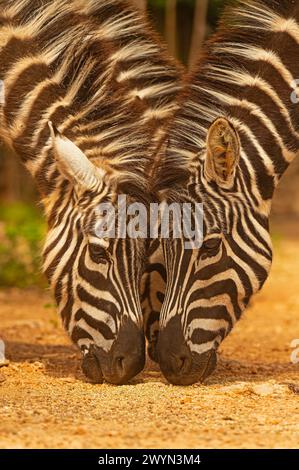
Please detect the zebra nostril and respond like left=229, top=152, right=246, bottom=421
left=170, top=350, right=192, bottom=376
left=176, top=354, right=192, bottom=374
left=104, top=352, right=144, bottom=385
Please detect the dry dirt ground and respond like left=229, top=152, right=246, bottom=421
left=0, top=227, right=299, bottom=449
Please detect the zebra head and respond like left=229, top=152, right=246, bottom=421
left=43, top=123, right=147, bottom=385
left=157, top=117, right=273, bottom=385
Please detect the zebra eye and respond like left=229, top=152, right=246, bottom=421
left=89, top=244, right=109, bottom=264
left=202, top=237, right=222, bottom=252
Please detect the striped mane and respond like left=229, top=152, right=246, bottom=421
left=0, top=0, right=182, bottom=197
left=156, top=0, right=299, bottom=200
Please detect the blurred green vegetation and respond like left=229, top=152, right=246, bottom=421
left=0, top=203, right=46, bottom=288
left=149, top=0, right=227, bottom=22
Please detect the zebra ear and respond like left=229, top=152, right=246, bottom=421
left=48, top=121, right=105, bottom=190
left=205, top=117, right=240, bottom=188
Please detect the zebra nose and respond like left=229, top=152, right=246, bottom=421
left=93, top=317, right=146, bottom=385
left=157, top=315, right=217, bottom=385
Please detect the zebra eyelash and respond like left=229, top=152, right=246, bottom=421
left=88, top=243, right=110, bottom=264
left=199, top=237, right=222, bottom=260
left=202, top=237, right=222, bottom=251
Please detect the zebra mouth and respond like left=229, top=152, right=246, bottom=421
left=190, top=349, right=217, bottom=384
left=81, top=347, right=103, bottom=384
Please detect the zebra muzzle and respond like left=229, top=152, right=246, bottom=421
left=157, top=315, right=217, bottom=385
left=83, top=318, right=146, bottom=385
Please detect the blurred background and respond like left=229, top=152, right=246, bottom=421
left=0, top=0, right=298, bottom=288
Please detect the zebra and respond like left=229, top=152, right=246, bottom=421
left=0, top=0, right=183, bottom=384
left=150, top=0, right=299, bottom=385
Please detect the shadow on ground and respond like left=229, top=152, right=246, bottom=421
left=3, top=338, right=297, bottom=387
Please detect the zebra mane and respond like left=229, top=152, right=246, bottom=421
left=0, top=0, right=182, bottom=196
left=154, top=0, right=299, bottom=194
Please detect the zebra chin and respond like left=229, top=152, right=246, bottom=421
left=157, top=315, right=217, bottom=386
left=81, top=317, right=146, bottom=385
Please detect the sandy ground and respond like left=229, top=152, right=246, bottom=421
left=0, top=229, right=299, bottom=449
